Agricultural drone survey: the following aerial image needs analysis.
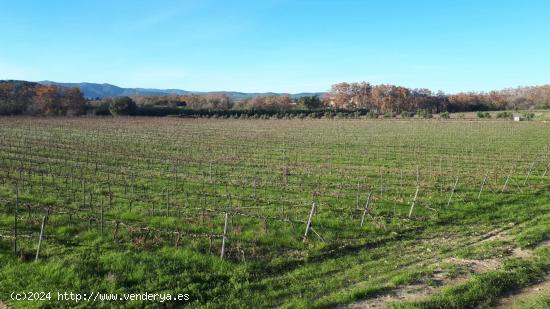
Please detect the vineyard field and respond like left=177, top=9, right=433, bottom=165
left=0, top=117, right=549, bottom=308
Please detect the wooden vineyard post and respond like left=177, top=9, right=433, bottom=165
left=220, top=212, right=229, bottom=260
left=253, top=177, right=257, bottom=202
left=523, top=161, right=535, bottom=186
left=502, top=174, right=510, bottom=192
left=18, top=165, right=23, bottom=191
left=360, top=191, right=372, bottom=227
left=542, top=162, right=549, bottom=178
left=41, top=172, right=45, bottom=195
left=502, top=164, right=515, bottom=193
left=400, top=170, right=404, bottom=199
left=14, top=185, right=19, bottom=257
left=100, top=199, right=104, bottom=236
left=165, top=191, right=170, bottom=216
left=447, top=177, right=459, bottom=207
left=175, top=232, right=181, bottom=249
left=303, top=202, right=316, bottom=242
left=355, top=182, right=360, bottom=210
left=209, top=161, right=213, bottom=183
left=478, top=172, right=488, bottom=199
left=408, top=185, right=419, bottom=218
left=35, top=215, right=48, bottom=261
left=131, top=176, right=135, bottom=210
left=379, top=168, right=384, bottom=198
left=81, top=180, right=86, bottom=210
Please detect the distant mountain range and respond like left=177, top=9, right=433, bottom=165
left=39, top=81, right=324, bottom=100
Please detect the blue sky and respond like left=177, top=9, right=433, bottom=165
left=0, top=0, right=549, bottom=93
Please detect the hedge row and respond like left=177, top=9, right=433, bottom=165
left=129, top=107, right=377, bottom=119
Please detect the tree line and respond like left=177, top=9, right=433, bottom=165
left=0, top=81, right=86, bottom=116
left=1, top=80, right=550, bottom=116
left=326, top=82, right=550, bottom=113
left=130, top=82, right=550, bottom=114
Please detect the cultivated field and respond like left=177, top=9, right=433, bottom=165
left=0, top=117, right=549, bottom=308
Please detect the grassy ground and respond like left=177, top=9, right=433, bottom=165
left=0, top=117, right=549, bottom=308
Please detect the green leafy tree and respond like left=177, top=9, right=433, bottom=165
left=297, top=96, right=323, bottom=110
left=107, top=96, right=137, bottom=115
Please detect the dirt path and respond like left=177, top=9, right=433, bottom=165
left=345, top=283, right=440, bottom=309
left=494, top=240, right=550, bottom=308
left=495, top=276, right=550, bottom=308
left=342, top=231, right=545, bottom=308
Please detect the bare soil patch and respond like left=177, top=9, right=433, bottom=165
left=495, top=276, right=550, bottom=308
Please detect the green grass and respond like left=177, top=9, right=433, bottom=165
left=454, top=240, right=512, bottom=260
left=516, top=294, right=550, bottom=309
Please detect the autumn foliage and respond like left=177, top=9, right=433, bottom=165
left=0, top=81, right=86, bottom=116
left=325, top=82, right=550, bottom=113
left=131, top=82, right=550, bottom=115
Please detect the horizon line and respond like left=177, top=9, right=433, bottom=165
left=2, top=78, right=550, bottom=96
